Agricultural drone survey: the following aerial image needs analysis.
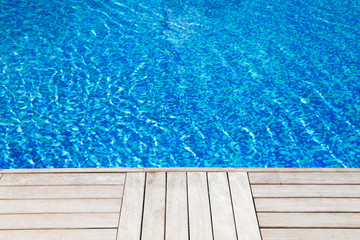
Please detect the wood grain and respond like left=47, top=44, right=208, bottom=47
left=249, top=173, right=360, bottom=184
left=261, top=229, right=360, bottom=240
left=228, top=172, right=262, bottom=240
left=0, top=173, right=125, bottom=186
left=117, top=173, right=145, bottom=240
left=0, top=213, right=119, bottom=229
left=188, top=172, right=213, bottom=240
left=0, top=199, right=122, bottom=213
left=255, top=198, right=360, bottom=212
left=166, top=172, right=188, bottom=240
left=258, top=213, right=360, bottom=228
left=0, top=185, right=124, bottom=199
left=141, top=172, right=166, bottom=240
left=208, top=172, right=237, bottom=240
left=251, top=185, right=360, bottom=198
left=0, top=229, right=117, bottom=240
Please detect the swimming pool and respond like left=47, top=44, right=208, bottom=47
left=1, top=0, right=359, bottom=168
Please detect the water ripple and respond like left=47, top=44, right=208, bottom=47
left=1, top=0, right=360, bottom=168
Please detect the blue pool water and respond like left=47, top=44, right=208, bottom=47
left=1, top=0, right=360, bottom=168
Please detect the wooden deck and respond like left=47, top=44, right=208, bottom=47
left=0, top=168, right=359, bottom=240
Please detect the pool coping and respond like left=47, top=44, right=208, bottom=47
left=1, top=167, right=360, bottom=173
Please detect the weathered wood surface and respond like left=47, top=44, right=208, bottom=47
left=208, top=172, right=237, bottom=240
left=117, top=173, right=145, bottom=240
left=117, top=171, right=261, bottom=240
left=0, top=199, right=122, bottom=213
left=166, top=172, right=188, bottom=240
left=255, top=198, right=360, bottom=212
left=261, top=229, right=360, bottom=240
left=2, top=168, right=360, bottom=174
left=0, top=172, right=125, bottom=239
left=141, top=172, right=166, bottom=240
left=187, top=172, right=213, bottom=240
left=0, top=169, right=358, bottom=240
left=0, top=173, right=125, bottom=185
left=258, top=213, right=360, bottom=228
left=252, top=184, right=360, bottom=197
left=0, top=185, right=124, bottom=199
left=249, top=172, right=360, bottom=184
left=252, top=171, right=360, bottom=240
left=228, top=172, right=262, bottom=240
left=0, top=213, right=120, bottom=229
left=0, top=230, right=117, bottom=240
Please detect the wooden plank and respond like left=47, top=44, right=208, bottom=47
left=228, top=172, right=262, bottom=240
left=166, top=172, right=188, bottom=240
left=3, top=168, right=360, bottom=174
left=0, top=213, right=119, bottom=229
left=258, top=213, right=360, bottom=228
left=144, top=168, right=360, bottom=173
left=188, top=172, right=213, bottom=240
left=251, top=185, right=360, bottom=198
left=0, top=229, right=117, bottom=240
left=249, top=172, right=360, bottom=184
left=141, top=172, right=166, bottom=240
left=208, top=172, right=237, bottom=240
left=261, top=229, right=360, bottom=240
left=0, top=199, right=122, bottom=213
left=0, top=173, right=125, bottom=186
left=0, top=185, right=124, bottom=199
left=117, top=173, right=145, bottom=240
left=255, top=198, right=360, bottom=212
left=0, top=168, right=143, bottom=173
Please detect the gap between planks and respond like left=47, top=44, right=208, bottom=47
left=117, top=171, right=261, bottom=240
